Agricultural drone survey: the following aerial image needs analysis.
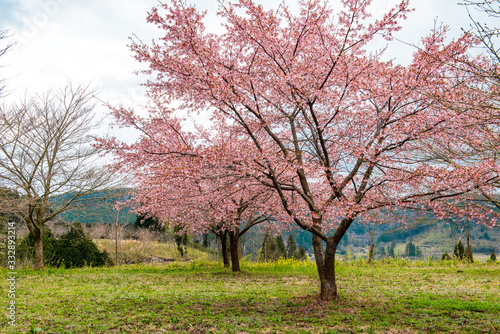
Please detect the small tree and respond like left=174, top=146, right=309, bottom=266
left=489, top=251, right=497, bottom=262
left=286, top=234, right=298, bottom=260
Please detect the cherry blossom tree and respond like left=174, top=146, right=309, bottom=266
left=124, top=0, right=500, bottom=300
left=99, top=110, right=278, bottom=272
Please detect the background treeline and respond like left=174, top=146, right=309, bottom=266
left=1, top=189, right=499, bottom=268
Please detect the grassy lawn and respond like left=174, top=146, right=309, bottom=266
left=1, top=259, right=499, bottom=333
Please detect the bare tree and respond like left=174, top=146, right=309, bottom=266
left=0, top=84, right=119, bottom=269
left=0, top=30, right=14, bottom=97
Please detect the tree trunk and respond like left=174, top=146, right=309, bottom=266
left=465, top=221, right=473, bottom=263
left=220, top=232, right=230, bottom=268
left=367, top=243, right=375, bottom=265
left=115, top=223, right=119, bottom=266
left=367, top=224, right=375, bottom=265
left=229, top=231, right=240, bottom=272
left=311, top=217, right=353, bottom=301
left=466, top=234, right=473, bottom=263
left=34, top=232, right=44, bottom=270
left=312, top=235, right=338, bottom=301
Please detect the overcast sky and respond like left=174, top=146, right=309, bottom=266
left=0, top=0, right=492, bottom=140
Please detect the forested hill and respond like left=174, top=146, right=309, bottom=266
left=52, top=189, right=136, bottom=225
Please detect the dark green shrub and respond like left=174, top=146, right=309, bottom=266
left=441, top=252, right=452, bottom=260
left=53, top=225, right=110, bottom=268
left=489, top=251, right=497, bottom=262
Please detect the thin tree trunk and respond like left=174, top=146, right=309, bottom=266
left=466, top=221, right=473, bottom=263
left=368, top=243, right=375, bottom=264
left=115, top=223, right=119, bottom=266
left=34, top=233, right=44, bottom=270
left=229, top=230, right=240, bottom=272
left=367, top=224, right=375, bottom=265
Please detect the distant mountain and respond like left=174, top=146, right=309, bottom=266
left=52, top=189, right=136, bottom=226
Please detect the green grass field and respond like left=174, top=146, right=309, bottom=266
left=1, top=259, right=499, bottom=333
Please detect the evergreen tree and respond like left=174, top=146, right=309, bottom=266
left=388, top=245, right=395, bottom=258
left=405, top=242, right=416, bottom=257
left=286, top=234, right=298, bottom=259
left=266, top=236, right=277, bottom=261
left=378, top=245, right=386, bottom=257
left=276, top=235, right=286, bottom=259
left=259, top=233, right=269, bottom=262
left=298, top=245, right=307, bottom=261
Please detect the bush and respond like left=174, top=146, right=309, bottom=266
left=441, top=252, right=452, bottom=261
left=54, top=225, right=111, bottom=268
left=489, top=251, right=497, bottom=263
left=17, top=225, right=111, bottom=268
